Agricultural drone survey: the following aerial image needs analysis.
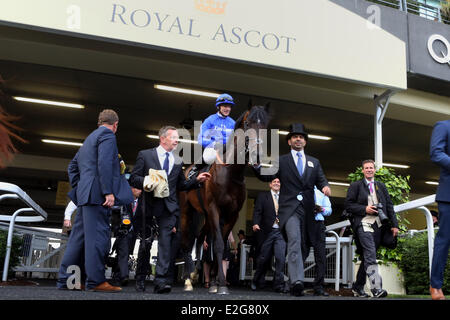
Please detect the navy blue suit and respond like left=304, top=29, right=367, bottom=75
left=57, top=126, right=133, bottom=289
left=130, top=147, right=199, bottom=289
left=430, top=120, right=450, bottom=289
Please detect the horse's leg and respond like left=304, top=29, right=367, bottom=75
left=180, top=192, right=196, bottom=291
left=208, top=202, right=229, bottom=294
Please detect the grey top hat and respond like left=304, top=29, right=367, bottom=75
left=286, top=123, right=308, bottom=140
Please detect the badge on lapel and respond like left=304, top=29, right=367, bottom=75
left=308, top=161, right=314, bottom=168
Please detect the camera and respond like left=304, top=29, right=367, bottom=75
left=375, top=203, right=389, bottom=224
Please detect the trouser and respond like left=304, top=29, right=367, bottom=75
left=305, top=221, right=326, bottom=289
left=431, top=201, right=450, bottom=289
left=135, top=236, right=153, bottom=281
left=58, top=205, right=111, bottom=289
left=354, top=223, right=383, bottom=291
left=285, top=207, right=305, bottom=285
left=253, top=228, right=287, bottom=289
left=112, top=230, right=135, bottom=280
left=153, top=213, right=178, bottom=287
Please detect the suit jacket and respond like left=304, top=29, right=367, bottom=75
left=430, top=120, right=450, bottom=203
left=344, top=179, right=398, bottom=231
left=68, top=126, right=133, bottom=206
left=253, top=191, right=278, bottom=237
left=254, top=152, right=329, bottom=231
left=129, top=147, right=199, bottom=225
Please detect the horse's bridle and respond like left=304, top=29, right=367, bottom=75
left=242, top=112, right=263, bottom=166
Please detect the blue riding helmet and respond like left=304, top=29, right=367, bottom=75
left=215, top=93, right=235, bottom=107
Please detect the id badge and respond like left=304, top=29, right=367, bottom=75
left=297, top=194, right=303, bottom=202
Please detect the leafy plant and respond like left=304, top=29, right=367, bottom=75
left=397, top=231, right=450, bottom=294
left=441, top=0, right=450, bottom=23
left=347, top=166, right=411, bottom=265
left=0, top=230, right=23, bottom=279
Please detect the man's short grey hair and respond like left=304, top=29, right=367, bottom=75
left=158, top=125, right=177, bottom=138
left=98, top=109, right=119, bottom=126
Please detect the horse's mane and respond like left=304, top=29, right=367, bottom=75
left=234, top=105, right=270, bottom=130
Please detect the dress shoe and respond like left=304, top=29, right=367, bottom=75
left=154, top=284, right=171, bottom=294
left=89, top=281, right=122, bottom=292
left=135, top=279, right=146, bottom=292
left=291, top=281, right=304, bottom=297
left=313, top=287, right=329, bottom=296
left=351, top=285, right=369, bottom=298
left=250, top=281, right=257, bottom=291
left=430, top=286, right=445, bottom=300
left=371, top=288, right=388, bottom=298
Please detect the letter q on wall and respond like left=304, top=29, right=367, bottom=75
left=427, top=34, right=450, bottom=64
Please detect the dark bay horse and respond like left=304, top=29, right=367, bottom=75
left=180, top=105, right=270, bottom=294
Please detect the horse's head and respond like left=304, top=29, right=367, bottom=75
left=233, top=104, right=271, bottom=166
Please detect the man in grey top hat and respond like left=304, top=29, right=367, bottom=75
left=253, top=123, right=330, bottom=296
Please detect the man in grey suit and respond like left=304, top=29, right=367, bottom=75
left=430, top=119, right=450, bottom=300
left=254, top=123, right=331, bottom=296
left=57, top=109, right=134, bottom=292
left=130, top=126, right=210, bottom=293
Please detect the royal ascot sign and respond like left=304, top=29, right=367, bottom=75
left=0, top=0, right=407, bottom=89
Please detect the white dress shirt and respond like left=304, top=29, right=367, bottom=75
left=156, top=145, right=174, bottom=175
left=291, top=149, right=306, bottom=175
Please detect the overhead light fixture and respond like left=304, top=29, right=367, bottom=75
left=425, top=181, right=439, bottom=185
left=154, top=84, right=220, bottom=98
left=14, top=96, right=84, bottom=109
left=277, top=130, right=331, bottom=141
left=146, top=134, right=198, bottom=144
left=382, top=163, right=410, bottom=169
left=329, top=181, right=350, bottom=187
left=42, top=139, right=83, bottom=147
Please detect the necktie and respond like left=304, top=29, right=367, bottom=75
left=163, top=152, right=170, bottom=175
left=132, top=200, right=138, bottom=214
left=296, top=152, right=303, bottom=177
left=273, top=193, right=279, bottom=213
left=369, top=181, right=374, bottom=194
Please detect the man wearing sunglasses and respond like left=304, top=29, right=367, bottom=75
left=188, top=93, right=236, bottom=180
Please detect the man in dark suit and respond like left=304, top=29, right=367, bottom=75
left=345, top=159, right=399, bottom=298
left=430, top=120, right=450, bottom=300
left=57, top=109, right=134, bottom=292
left=130, top=125, right=210, bottom=293
left=110, top=185, right=142, bottom=287
left=251, top=178, right=288, bottom=293
left=254, top=123, right=330, bottom=296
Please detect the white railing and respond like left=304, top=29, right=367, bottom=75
left=0, top=182, right=47, bottom=281
left=239, top=220, right=353, bottom=291
left=394, top=194, right=436, bottom=277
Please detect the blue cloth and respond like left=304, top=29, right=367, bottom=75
left=296, top=152, right=303, bottom=177
left=314, top=187, right=332, bottom=221
left=163, top=152, right=170, bottom=176
left=198, top=113, right=235, bottom=148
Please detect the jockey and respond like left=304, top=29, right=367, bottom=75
left=187, top=93, right=236, bottom=180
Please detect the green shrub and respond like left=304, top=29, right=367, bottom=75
left=397, top=232, right=450, bottom=294
left=0, top=229, right=23, bottom=278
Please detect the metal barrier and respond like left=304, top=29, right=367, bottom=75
left=394, top=194, right=436, bottom=277
left=367, top=0, right=449, bottom=24
left=0, top=182, right=48, bottom=281
left=239, top=220, right=353, bottom=291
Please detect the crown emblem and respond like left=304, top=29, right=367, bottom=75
left=195, top=0, right=227, bottom=15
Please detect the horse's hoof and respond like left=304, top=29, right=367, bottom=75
left=208, top=285, right=218, bottom=294
left=217, top=286, right=229, bottom=295
left=184, top=279, right=193, bottom=292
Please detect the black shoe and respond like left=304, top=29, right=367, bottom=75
left=352, top=284, right=369, bottom=298
left=291, top=281, right=304, bottom=297
left=154, top=284, right=171, bottom=294
left=250, top=281, right=257, bottom=291
left=371, top=288, right=388, bottom=298
left=274, top=283, right=289, bottom=294
left=135, top=279, right=146, bottom=292
left=314, top=287, right=329, bottom=296
left=121, top=277, right=129, bottom=287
